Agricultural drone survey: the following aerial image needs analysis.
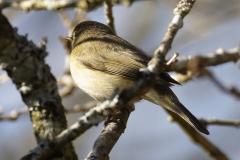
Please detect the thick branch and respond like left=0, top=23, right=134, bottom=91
left=0, top=12, right=77, bottom=159
left=21, top=98, right=131, bottom=160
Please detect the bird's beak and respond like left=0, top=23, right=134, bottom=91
left=65, top=37, right=72, bottom=41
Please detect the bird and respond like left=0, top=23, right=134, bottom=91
left=68, top=20, right=209, bottom=135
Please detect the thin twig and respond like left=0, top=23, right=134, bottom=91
left=0, top=101, right=97, bottom=122
left=59, top=10, right=75, bottom=30
left=65, top=101, right=98, bottom=114
left=0, top=0, right=134, bottom=11
left=104, top=0, right=116, bottom=33
left=0, top=106, right=28, bottom=121
left=58, top=74, right=76, bottom=98
left=0, top=106, right=3, bottom=115
left=59, top=9, right=88, bottom=31
left=166, top=52, right=179, bottom=66
left=201, top=69, right=240, bottom=99
left=148, top=0, right=195, bottom=75
left=199, top=118, right=240, bottom=127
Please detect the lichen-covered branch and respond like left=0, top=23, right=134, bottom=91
left=21, top=98, right=131, bottom=160
left=0, top=12, right=77, bottom=159
left=0, top=0, right=134, bottom=11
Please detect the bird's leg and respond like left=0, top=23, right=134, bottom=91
left=103, top=107, right=130, bottom=129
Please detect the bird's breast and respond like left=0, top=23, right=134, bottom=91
left=70, top=58, right=133, bottom=102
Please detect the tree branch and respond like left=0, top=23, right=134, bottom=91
left=0, top=12, right=77, bottom=159
left=0, top=101, right=97, bottom=122
left=58, top=74, right=76, bottom=97
left=199, top=118, right=240, bottom=127
left=59, top=9, right=88, bottom=32
left=104, top=0, right=116, bottom=33
left=202, top=69, right=240, bottom=99
left=21, top=98, right=131, bottom=160
left=168, top=112, right=228, bottom=160
left=0, top=71, right=9, bottom=84
left=148, top=0, right=196, bottom=75
left=0, top=106, right=28, bottom=121
left=166, top=52, right=179, bottom=66
left=170, top=47, right=240, bottom=83
left=0, top=0, right=134, bottom=11
left=167, top=47, right=240, bottom=73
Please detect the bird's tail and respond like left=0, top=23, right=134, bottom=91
left=143, top=83, right=209, bottom=135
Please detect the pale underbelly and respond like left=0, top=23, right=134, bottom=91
left=70, top=62, right=134, bottom=102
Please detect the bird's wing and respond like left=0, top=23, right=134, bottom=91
left=75, top=42, right=148, bottom=80
left=74, top=39, right=180, bottom=85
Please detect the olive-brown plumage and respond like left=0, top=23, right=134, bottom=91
left=69, top=21, right=209, bottom=135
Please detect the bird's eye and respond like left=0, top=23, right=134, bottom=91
left=72, top=31, right=78, bottom=40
